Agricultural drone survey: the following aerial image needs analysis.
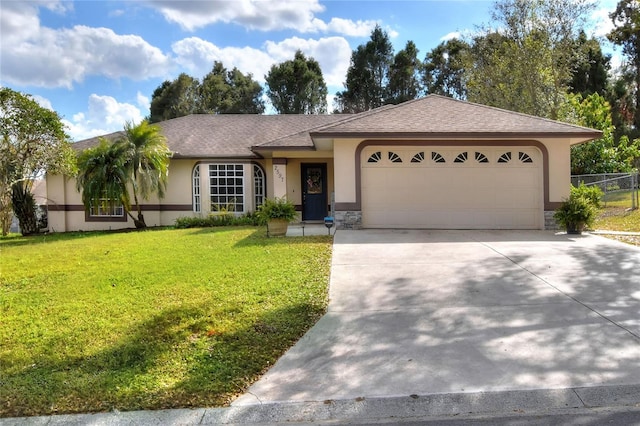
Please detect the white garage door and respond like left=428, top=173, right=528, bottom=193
left=361, top=146, right=543, bottom=229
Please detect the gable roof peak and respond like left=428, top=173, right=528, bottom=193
left=315, top=95, right=602, bottom=138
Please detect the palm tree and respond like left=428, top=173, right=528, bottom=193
left=76, top=121, right=171, bottom=229
left=76, top=139, right=131, bottom=220
left=120, top=121, right=171, bottom=228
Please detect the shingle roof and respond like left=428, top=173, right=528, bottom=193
left=313, top=95, right=602, bottom=139
left=73, top=96, right=601, bottom=156
left=73, top=114, right=350, bottom=158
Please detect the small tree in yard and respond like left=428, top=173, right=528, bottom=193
left=76, top=121, right=171, bottom=229
left=0, top=88, right=76, bottom=236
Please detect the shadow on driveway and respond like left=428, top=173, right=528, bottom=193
left=233, top=230, right=640, bottom=405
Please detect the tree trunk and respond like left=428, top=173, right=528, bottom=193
left=134, top=212, right=146, bottom=229
left=11, top=183, right=38, bottom=236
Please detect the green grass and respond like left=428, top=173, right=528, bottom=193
left=595, top=208, right=640, bottom=232
left=595, top=190, right=640, bottom=232
left=600, top=189, right=638, bottom=208
left=0, top=227, right=332, bottom=417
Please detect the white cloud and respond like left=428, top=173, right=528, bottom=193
left=264, top=37, right=352, bottom=88
left=144, top=0, right=377, bottom=37
left=590, top=4, right=615, bottom=38
left=440, top=31, right=462, bottom=42
left=137, top=91, right=150, bottom=111
left=172, top=37, right=274, bottom=81
left=147, top=0, right=325, bottom=32
left=63, top=94, right=144, bottom=141
left=0, top=3, right=172, bottom=88
left=172, top=35, right=352, bottom=88
left=31, top=94, right=54, bottom=111
left=325, top=18, right=378, bottom=37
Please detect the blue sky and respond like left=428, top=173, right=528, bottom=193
left=0, top=0, right=619, bottom=141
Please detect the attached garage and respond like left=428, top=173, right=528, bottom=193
left=360, top=145, right=542, bottom=229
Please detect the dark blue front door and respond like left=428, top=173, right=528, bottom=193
left=301, top=163, right=327, bottom=221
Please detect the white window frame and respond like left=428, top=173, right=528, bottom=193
left=193, top=164, right=201, bottom=212
left=89, top=198, right=124, bottom=217
left=253, top=164, right=265, bottom=209
left=209, top=164, right=245, bottom=213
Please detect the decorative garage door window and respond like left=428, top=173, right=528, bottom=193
left=411, top=152, right=425, bottom=163
left=475, top=152, right=489, bottom=163
left=388, top=151, right=403, bottom=163
left=498, top=152, right=512, bottom=163
left=209, top=164, right=244, bottom=213
left=363, top=148, right=536, bottom=166
left=519, top=152, right=533, bottom=163
left=368, top=151, right=382, bottom=163
left=454, top=152, right=468, bottom=163
left=432, top=152, right=446, bottom=163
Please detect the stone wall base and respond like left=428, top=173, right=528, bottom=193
left=544, top=210, right=559, bottom=230
left=336, top=210, right=362, bottom=230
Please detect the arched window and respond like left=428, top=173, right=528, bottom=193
left=192, top=164, right=201, bottom=212
left=254, top=164, right=265, bottom=209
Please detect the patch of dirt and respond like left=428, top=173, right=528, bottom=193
left=604, top=235, right=640, bottom=247
left=597, top=207, right=629, bottom=218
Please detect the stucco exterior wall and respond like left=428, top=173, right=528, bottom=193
left=333, top=138, right=362, bottom=205
left=541, top=137, right=572, bottom=204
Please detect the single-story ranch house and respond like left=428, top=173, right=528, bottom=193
left=47, top=95, right=601, bottom=232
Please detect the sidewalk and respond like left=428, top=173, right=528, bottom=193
left=2, top=385, right=640, bottom=425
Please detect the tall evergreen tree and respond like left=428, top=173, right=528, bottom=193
left=265, top=51, right=328, bottom=114
left=335, top=25, right=394, bottom=113
left=423, top=39, right=470, bottom=99
left=387, top=41, right=423, bottom=104
left=569, top=31, right=611, bottom=98
left=149, top=64, right=265, bottom=122
left=203, top=64, right=265, bottom=114
left=608, top=0, right=640, bottom=130
left=149, top=74, right=200, bottom=123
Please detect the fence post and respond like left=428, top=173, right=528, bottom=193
left=631, top=171, right=639, bottom=210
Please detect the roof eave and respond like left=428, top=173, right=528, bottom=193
left=251, top=146, right=316, bottom=151
left=311, top=131, right=603, bottom=140
left=171, top=153, right=261, bottom=160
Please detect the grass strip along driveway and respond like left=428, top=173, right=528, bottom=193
left=595, top=190, right=640, bottom=246
left=0, top=227, right=332, bottom=417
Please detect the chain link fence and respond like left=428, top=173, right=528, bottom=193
left=571, top=172, right=639, bottom=210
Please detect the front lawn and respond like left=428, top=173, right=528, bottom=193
left=594, top=190, right=640, bottom=246
left=0, top=227, right=332, bottom=417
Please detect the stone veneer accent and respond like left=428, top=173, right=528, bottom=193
left=544, top=210, right=559, bottom=230
left=336, top=211, right=362, bottom=230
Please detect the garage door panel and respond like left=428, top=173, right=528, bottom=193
left=361, top=146, right=543, bottom=229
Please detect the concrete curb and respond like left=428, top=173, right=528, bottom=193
left=591, top=230, right=640, bottom=236
left=3, top=384, right=639, bottom=425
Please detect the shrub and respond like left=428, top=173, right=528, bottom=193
left=174, top=212, right=261, bottom=229
left=570, top=183, right=603, bottom=208
left=554, top=194, right=597, bottom=231
left=255, top=197, right=297, bottom=224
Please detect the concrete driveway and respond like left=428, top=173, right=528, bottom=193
left=234, top=230, right=640, bottom=406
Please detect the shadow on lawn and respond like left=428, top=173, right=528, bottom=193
left=1, top=302, right=324, bottom=418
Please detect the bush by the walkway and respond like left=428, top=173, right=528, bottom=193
left=174, top=213, right=261, bottom=228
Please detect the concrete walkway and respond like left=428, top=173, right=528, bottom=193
left=234, top=229, right=640, bottom=405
